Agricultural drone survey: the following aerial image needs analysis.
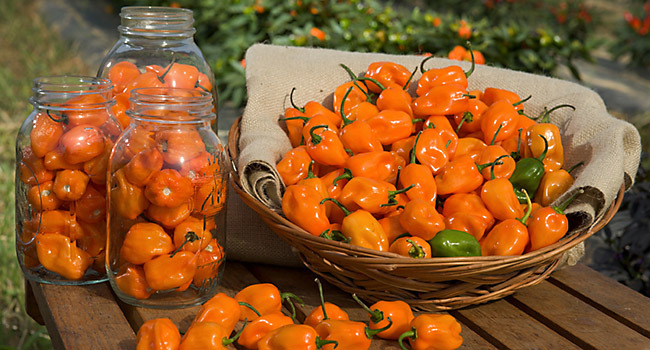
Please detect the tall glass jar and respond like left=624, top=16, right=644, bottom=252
left=15, top=76, right=121, bottom=285
left=97, top=6, right=218, bottom=131
left=107, top=87, right=228, bottom=308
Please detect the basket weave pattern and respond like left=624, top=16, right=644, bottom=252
left=228, top=117, right=623, bottom=311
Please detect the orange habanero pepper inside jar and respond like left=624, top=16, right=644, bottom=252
left=107, top=87, right=228, bottom=308
left=15, top=76, right=121, bottom=284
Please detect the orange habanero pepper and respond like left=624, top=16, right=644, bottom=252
left=534, top=162, right=582, bottom=206
left=365, top=106, right=415, bottom=146
left=435, top=155, right=493, bottom=196
left=414, top=127, right=449, bottom=175
left=154, top=128, right=205, bottom=167
left=304, top=278, right=350, bottom=328
left=412, top=83, right=469, bottom=116
left=526, top=104, right=574, bottom=172
left=399, top=132, right=437, bottom=205
left=192, top=292, right=259, bottom=335
left=144, top=169, right=193, bottom=208
left=193, top=238, right=224, bottom=288
left=305, top=125, right=349, bottom=167
left=237, top=312, right=294, bottom=350
left=364, top=61, right=413, bottom=93
left=120, top=222, right=174, bottom=265
left=179, top=321, right=243, bottom=350
left=376, top=82, right=415, bottom=117
left=111, top=168, right=150, bottom=220
left=399, top=199, right=445, bottom=241
left=389, top=236, right=432, bottom=259
left=314, top=318, right=392, bottom=350
left=416, top=56, right=472, bottom=95
left=353, top=294, right=415, bottom=340
left=30, top=112, right=64, bottom=158
left=258, top=324, right=337, bottom=350
left=60, top=124, right=106, bottom=164
left=480, top=99, right=521, bottom=145
left=115, top=263, right=152, bottom=300
left=423, top=116, right=459, bottom=160
left=343, top=150, right=404, bottom=184
left=235, top=283, right=304, bottom=321
left=481, top=190, right=533, bottom=256
left=52, top=169, right=90, bottom=201
left=397, top=313, right=463, bottom=350
left=528, top=189, right=583, bottom=251
left=282, top=184, right=330, bottom=236
left=27, top=181, right=61, bottom=212
left=146, top=202, right=192, bottom=229
left=323, top=198, right=390, bottom=252
left=124, top=148, right=164, bottom=187
left=480, top=166, right=524, bottom=221
left=276, top=146, right=316, bottom=187
left=136, top=318, right=181, bottom=350
left=35, top=232, right=92, bottom=280
left=337, top=176, right=411, bottom=215
left=481, top=87, right=524, bottom=111
left=143, top=236, right=198, bottom=291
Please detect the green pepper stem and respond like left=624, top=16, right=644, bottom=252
left=340, top=63, right=358, bottom=81
left=490, top=122, right=504, bottom=146
left=357, top=76, right=386, bottom=92
left=410, top=131, right=423, bottom=165
left=308, top=125, right=328, bottom=145
left=455, top=112, right=473, bottom=134
left=406, top=238, right=426, bottom=258
left=465, top=41, right=476, bottom=78
left=222, top=319, right=247, bottom=346
left=538, top=103, right=575, bottom=123
left=389, top=184, right=415, bottom=197
left=281, top=292, right=305, bottom=322
left=46, top=110, right=66, bottom=124
left=340, top=86, right=355, bottom=126
left=333, top=168, right=353, bottom=186
left=158, top=55, right=177, bottom=83
left=398, top=328, right=417, bottom=350
left=315, top=336, right=338, bottom=350
left=238, top=302, right=261, bottom=317
left=554, top=188, right=585, bottom=215
left=394, top=166, right=402, bottom=188
left=366, top=316, right=393, bottom=339
left=462, top=93, right=477, bottom=99
left=352, top=293, right=384, bottom=324
left=536, top=134, right=549, bottom=162
left=315, top=278, right=329, bottom=321
left=476, top=158, right=503, bottom=173
left=517, top=189, right=533, bottom=225
left=567, top=161, right=584, bottom=174
left=512, top=95, right=532, bottom=107
left=321, top=198, right=351, bottom=216
left=289, top=87, right=306, bottom=112
left=403, top=66, right=418, bottom=91
left=170, top=231, right=199, bottom=257
left=279, top=116, right=309, bottom=124
left=305, top=160, right=317, bottom=179
left=419, top=54, right=435, bottom=74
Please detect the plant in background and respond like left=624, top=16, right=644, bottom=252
left=111, top=0, right=599, bottom=109
left=589, top=153, right=650, bottom=297
left=610, top=1, right=650, bottom=68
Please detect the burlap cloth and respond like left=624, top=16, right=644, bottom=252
left=228, top=43, right=641, bottom=267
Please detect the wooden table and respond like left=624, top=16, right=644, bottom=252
left=25, top=261, right=650, bottom=349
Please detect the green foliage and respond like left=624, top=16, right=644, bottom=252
left=111, top=0, right=599, bottom=108
left=609, top=1, right=650, bottom=68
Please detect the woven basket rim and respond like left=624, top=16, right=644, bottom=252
left=227, top=116, right=624, bottom=265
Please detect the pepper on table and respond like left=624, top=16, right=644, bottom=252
left=257, top=324, right=338, bottom=350
left=397, top=313, right=463, bottom=350
left=303, top=278, right=350, bottom=328
left=314, top=316, right=393, bottom=350
left=135, top=318, right=181, bottom=350
left=179, top=320, right=246, bottom=350
left=237, top=312, right=294, bottom=350
left=353, top=294, right=414, bottom=340
left=234, top=283, right=304, bottom=321
left=192, top=292, right=260, bottom=335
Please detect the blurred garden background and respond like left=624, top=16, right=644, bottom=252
left=1, top=0, right=649, bottom=348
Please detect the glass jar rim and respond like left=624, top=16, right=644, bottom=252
left=118, top=6, right=196, bottom=38
left=128, top=87, right=215, bottom=123
left=30, top=75, right=114, bottom=111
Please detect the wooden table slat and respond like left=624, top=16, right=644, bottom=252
left=509, top=280, right=650, bottom=349
left=454, top=298, right=582, bottom=349
left=550, top=263, right=650, bottom=338
left=29, top=280, right=137, bottom=350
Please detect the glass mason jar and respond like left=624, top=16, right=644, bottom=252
left=97, top=6, right=218, bottom=131
left=107, top=87, right=228, bottom=308
left=15, top=76, right=122, bottom=285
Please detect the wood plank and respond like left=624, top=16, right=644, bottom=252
left=509, top=279, right=650, bottom=349
left=29, top=280, right=136, bottom=350
left=453, top=298, right=581, bottom=349
left=550, top=263, right=650, bottom=337
left=246, top=263, right=496, bottom=350
left=25, top=278, right=44, bottom=325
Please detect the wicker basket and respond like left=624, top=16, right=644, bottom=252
left=228, top=117, right=624, bottom=311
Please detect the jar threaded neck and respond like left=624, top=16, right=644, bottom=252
left=118, top=6, right=195, bottom=38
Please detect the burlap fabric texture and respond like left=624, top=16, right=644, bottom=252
left=229, top=43, right=641, bottom=267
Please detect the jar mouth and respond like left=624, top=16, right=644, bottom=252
left=119, top=6, right=196, bottom=38
left=128, top=87, right=215, bottom=123
left=30, top=76, right=114, bottom=111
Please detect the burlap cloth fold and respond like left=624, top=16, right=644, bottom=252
left=228, top=43, right=641, bottom=267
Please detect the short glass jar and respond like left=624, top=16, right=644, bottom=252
left=97, top=6, right=218, bottom=130
left=107, top=87, right=228, bottom=308
left=15, top=76, right=121, bottom=285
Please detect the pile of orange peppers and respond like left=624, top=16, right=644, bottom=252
left=18, top=96, right=119, bottom=280
left=111, top=128, right=226, bottom=299
left=136, top=280, right=464, bottom=350
left=277, top=54, right=582, bottom=257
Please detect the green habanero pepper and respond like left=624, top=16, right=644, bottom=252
left=509, top=134, right=548, bottom=203
left=428, top=229, right=481, bottom=257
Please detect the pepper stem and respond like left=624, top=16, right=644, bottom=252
left=238, top=302, right=261, bottom=317
left=315, top=278, right=329, bottom=321
left=567, top=161, right=584, bottom=174
left=517, top=189, right=533, bottom=225
left=315, top=336, right=338, bottom=350
left=308, top=125, right=328, bottom=145
left=455, top=112, right=473, bottom=134
left=357, top=76, right=387, bottom=91
left=289, top=87, right=306, bottom=112
left=340, top=86, right=355, bottom=126
left=278, top=116, right=309, bottom=124
left=398, top=328, right=417, bottom=350
left=365, top=317, right=393, bottom=339
left=222, top=319, right=247, bottom=346
left=333, top=168, right=353, bottom=186
left=170, top=231, right=199, bottom=257
left=512, top=95, right=532, bottom=107
left=46, top=110, right=66, bottom=124
left=340, top=63, right=358, bottom=81
left=158, top=55, right=177, bottom=83
left=321, top=198, right=351, bottom=216
left=403, top=66, right=418, bottom=91
left=465, top=41, right=476, bottom=78
left=490, top=122, right=504, bottom=146
left=535, top=134, right=549, bottom=162
left=538, top=103, right=575, bottom=123
left=352, top=293, right=384, bottom=324
left=281, top=292, right=305, bottom=322
left=419, top=54, right=435, bottom=74
left=410, top=131, right=423, bottom=165
left=306, top=160, right=317, bottom=179
left=554, top=188, right=585, bottom=215
left=407, top=238, right=426, bottom=258
left=476, top=158, right=503, bottom=173
left=381, top=184, right=415, bottom=207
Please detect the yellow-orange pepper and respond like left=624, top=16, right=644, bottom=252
left=136, top=318, right=181, bottom=350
